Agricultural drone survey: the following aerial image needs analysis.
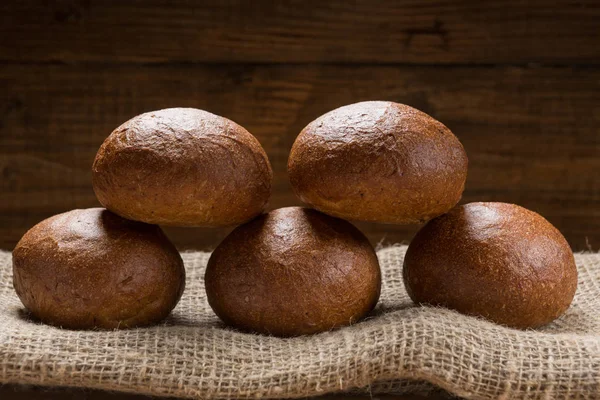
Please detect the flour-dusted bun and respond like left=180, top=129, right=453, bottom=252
left=205, top=207, right=381, bottom=337
left=403, top=202, right=578, bottom=329
left=92, top=108, right=272, bottom=227
left=12, top=208, right=185, bottom=329
left=288, top=101, right=468, bottom=224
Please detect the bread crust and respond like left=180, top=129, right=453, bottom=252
left=92, top=108, right=273, bottom=227
left=12, top=208, right=185, bottom=329
left=288, top=101, right=468, bottom=224
left=205, top=207, right=381, bottom=337
left=403, top=202, right=578, bottom=329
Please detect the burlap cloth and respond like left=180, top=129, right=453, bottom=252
left=1, top=246, right=599, bottom=399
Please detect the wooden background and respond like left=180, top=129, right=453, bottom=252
left=1, top=0, right=599, bottom=251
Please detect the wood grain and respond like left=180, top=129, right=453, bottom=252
left=0, top=384, right=447, bottom=400
left=1, top=0, right=599, bottom=64
left=1, top=64, right=598, bottom=251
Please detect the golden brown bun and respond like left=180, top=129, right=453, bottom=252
left=288, top=101, right=468, bottom=224
left=403, top=202, right=578, bottom=329
left=12, top=208, right=185, bottom=330
left=205, top=207, right=381, bottom=337
left=92, top=108, right=272, bottom=227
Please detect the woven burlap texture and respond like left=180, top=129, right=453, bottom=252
left=1, top=246, right=599, bottom=399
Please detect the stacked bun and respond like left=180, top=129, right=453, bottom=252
left=13, top=208, right=185, bottom=329
left=13, top=101, right=577, bottom=334
left=402, top=202, right=577, bottom=329
left=92, top=108, right=272, bottom=227
left=288, top=101, right=468, bottom=224
left=205, top=207, right=380, bottom=337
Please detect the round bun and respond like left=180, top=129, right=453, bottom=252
left=92, top=108, right=272, bottom=227
left=205, top=207, right=381, bottom=337
left=403, top=202, right=578, bottom=329
left=12, top=208, right=185, bottom=329
left=288, top=101, right=468, bottom=224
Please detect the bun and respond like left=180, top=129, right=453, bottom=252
left=205, top=207, right=381, bottom=337
left=288, top=101, right=468, bottom=224
left=92, top=108, right=272, bottom=227
left=403, top=202, right=578, bottom=329
left=12, top=208, right=185, bottom=329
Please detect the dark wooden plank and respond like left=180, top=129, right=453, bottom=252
left=0, top=384, right=446, bottom=400
left=1, top=64, right=599, bottom=251
left=1, top=0, right=599, bottom=64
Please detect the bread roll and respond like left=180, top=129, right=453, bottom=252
left=205, top=207, right=381, bottom=337
left=12, top=208, right=185, bottom=329
left=92, top=108, right=272, bottom=227
left=288, top=101, right=468, bottom=224
left=403, top=202, right=578, bottom=329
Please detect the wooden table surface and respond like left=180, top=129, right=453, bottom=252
left=0, top=384, right=450, bottom=400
